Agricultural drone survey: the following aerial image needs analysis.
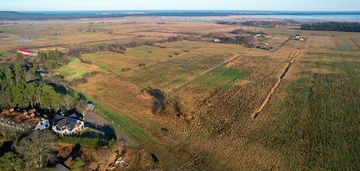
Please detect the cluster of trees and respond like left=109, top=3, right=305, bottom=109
left=0, top=152, right=23, bottom=171
left=230, top=28, right=254, bottom=34
left=242, top=20, right=292, bottom=28
left=30, top=50, right=65, bottom=69
left=144, top=87, right=183, bottom=117
left=0, top=121, right=56, bottom=170
left=69, top=36, right=186, bottom=58
left=205, top=32, right=256, bottom=47
left=0, top=63, right=63, bottom=110
left=301, top=22, right=360, bottom=32
left=218, top=20, right=294, bottom=28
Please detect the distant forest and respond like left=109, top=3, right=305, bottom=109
left=301, top=22, right=360, bottom=32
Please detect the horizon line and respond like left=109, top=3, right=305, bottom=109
left=9, top=10, right=360, bottom=12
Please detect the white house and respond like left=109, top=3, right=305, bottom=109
left=51, top=114, right=85, bottom=136
left=34, top=119, right=50, bottom=131
left=213, top=38, right=221, bottom=43
left=294, top=34, right=304, bottom=41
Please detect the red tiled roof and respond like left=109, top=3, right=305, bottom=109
left=17, top=49, right=32, bottom=53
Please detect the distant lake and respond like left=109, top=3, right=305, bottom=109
left=239, top=14, right=360, bottom=21
left=173, top=14, right=360, bottom=22
left=18, top=37, right=31, bottom=43
left=9, top=10, right=360, bottom=21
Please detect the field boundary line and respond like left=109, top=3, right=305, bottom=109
left=251, top=48, right=301, bottom=118
left=168, top=53, right=241, bottom=92
left=350, top=38, right=360, bottom=49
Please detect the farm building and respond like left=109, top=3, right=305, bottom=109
left=294, top=34, right=304, bottom=41
left=52, top=114, right=85, bottom=135
left=213, top=38, right=221, bottom=43
left=255, top=43, right=273, bottom=50
left=86, top=103, right=95, bottom=112
left=16, top=49, right=38, bottom=56
left=34, top=119, right=50, bottom=131
left=255, top=33, right=263, bottom=38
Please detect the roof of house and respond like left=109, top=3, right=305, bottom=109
left=53, top=114, right=82, bottom=130
left=17, top=49, right=32, bottom=53
left=86, top=103, right=95, bottom=110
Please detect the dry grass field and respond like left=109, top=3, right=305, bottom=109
left=2, top=17, right=360, bottom=170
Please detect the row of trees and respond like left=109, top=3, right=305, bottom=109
left=301, top=22, right=360, bottom=32
left=69, top=40, right=157, bottom=57
left=69, top=36, right=186, bottom=58
left=0, top=63, right=63, bottom=110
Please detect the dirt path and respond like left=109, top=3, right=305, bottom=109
left=275, top=36, right=292, bottom=51
left=167, top=53, right=241, bottom=92
left=251, top=48, right=302, bottom=118
left=350, top=38, right=360, bottom=49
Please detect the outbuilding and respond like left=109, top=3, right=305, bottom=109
left=86, top=103, right=95, bottom=112
left=34, top=119, right=50, bottom=131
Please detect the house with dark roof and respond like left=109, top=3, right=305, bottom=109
left=51, top=114, right=85, bottom=135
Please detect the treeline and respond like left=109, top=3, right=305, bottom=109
left=69, top=40, right=155, bottom=57
left=217, top=20, right=295, bottom=28
left=205, top=32, right=256, bottom=47
left=69, top=36, right=184, bottom=57
left=301, top=22, right=360, bottom=32
left=0, top=64, right=63, bottom=110
left=31, top=50, right=66, bottom=69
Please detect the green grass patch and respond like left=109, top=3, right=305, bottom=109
left=56, top=58, right=99, bottom=81
left=336, top=44, right=352, bottom=51
left=57, top=136, right=110, bottom=148
left=193, top=66, right=246, bottom=89
left=307, top=52, right=359, bottom=59
left=0, top=51, right=13, bottom=58
left=73, top=89, right=155, bottom=145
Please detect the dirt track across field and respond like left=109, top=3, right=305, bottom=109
left=252, top=48, right=302, bottom=118
left=167, top=53, right=241, bottom=92
left=351, top=38, right=360, bottom=49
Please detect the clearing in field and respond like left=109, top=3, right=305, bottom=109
left=56, top=58, right=100, bottom=81
left=186, top=65, right=246, bottom=89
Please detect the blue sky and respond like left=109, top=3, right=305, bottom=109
left=1, top=0, right=359, bottom=11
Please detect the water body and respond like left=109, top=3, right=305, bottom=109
left=238, top=14, right=360, bottom=21
left=16, top=10, right=360, bottom=21
left=17, top=37, right=31, bottom=43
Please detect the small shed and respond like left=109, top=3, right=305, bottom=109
left=86, top=103, right=95, bottom=112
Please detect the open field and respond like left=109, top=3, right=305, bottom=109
left=55, top=58, right=100, bottom=81
left=0, top=18, right=239, bottom=51
left=251, top=51, right=360, bottom=170
left=82, top=41, right=242, bottom=90
left=1, top=16, right=360, bottom=170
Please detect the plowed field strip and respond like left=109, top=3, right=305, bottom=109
left=252, top=48, right=301, bottom=118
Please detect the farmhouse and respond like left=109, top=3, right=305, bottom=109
left=17, top=49, right=32, bottom=55
left=17, top=49, right=38, bottom=56
left=52, top=114, right=85, bottom=135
